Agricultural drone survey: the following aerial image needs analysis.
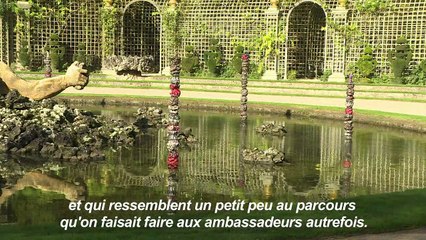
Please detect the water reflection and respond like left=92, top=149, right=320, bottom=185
left=0, top=110, right=425, bottom=224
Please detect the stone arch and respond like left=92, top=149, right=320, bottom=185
left=121, top=0, right=161, bottom=73
left=285, top=0, right=327, bottom=79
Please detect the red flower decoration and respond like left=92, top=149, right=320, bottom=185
left=171, top=89, right=181, bottom=97
left=168, top=152, right=179, bottom=169
left=345, top=108, right=353, bottom=115
left=343, top=159, right=352, bottom=168
left=241, top=54, right=249, bottom=61
left=170, top=84, right=179, bottom=90
left=167, top=124, right=180, bottom=132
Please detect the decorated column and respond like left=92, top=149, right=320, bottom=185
left=327, top=4, right=348, bottom=82
left=344, top=74, right=354, bottom=141
left=166, top=57, right=181, bottom=201
left=261, top=0, right=280, bottom=80
left=341, top=73, right=354, bottom=198
left=44, top=51, right=52, bottom=78
left=240, top=53, right=249, bottom=122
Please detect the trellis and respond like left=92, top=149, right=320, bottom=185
left=286, top=1, right=326, bottom=78
left=1, top=0, right=426, bottom=79
left=0, top=1, right=14, bottom=64
left=28, top=0, right=103, bottom=67
left=178, top=0, right=270, bottom=68
left=346, top=0, right=426, bottom=74
left=121, top=1, right=161, bottom=71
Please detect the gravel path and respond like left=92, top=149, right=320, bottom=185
left=63, top=87, right=426, bottom=116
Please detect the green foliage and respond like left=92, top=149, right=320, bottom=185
left=0, top=1, right=13, bottom=16
left=252, top=30, right=285, bottom=74
left=355, top=46, right=377, bottom=78
left=101, top=5, right=118, bottom=57
left=18, top=41, right=30, bottom=68
left=161, top=7, right=183, bottom=55
left=369, top=74, right=392, bottom=84
left=388, top=36, right=412, bottom=84
left=405, top=60, right=426, bottom=85
left=320, top=70, right=332, bottom=82
left=182, top=46, right=199, bottom=75
left=74, top=43, right=86, bottom=63
left=231, top=45, right=244, bottom=75
left=287, top=70, right=297, bottom=81
left=248, top=63, right=261, bottom=80
left=355, top=0, right=392, bottom=14
left=203, top=39, right=223, bottom=76
left=73, top=43, right=100, bottom=71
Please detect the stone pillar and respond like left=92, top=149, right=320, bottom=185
left=327, top=6, right=348, bottom=82
left=240, top=53, right=249, bottom=122
left=261, top=4, right=280, bottom=80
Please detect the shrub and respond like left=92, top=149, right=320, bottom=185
left=48, top=34, right=66, bottom=72
left=369, top=74, right=392, bottom=84
left=405, top=60, right=426, bottom=85
left=248, top=63, right=261, bottom=80
left=287, top=70, right=297, bottom=80
left=388, top=36, right=412, bottom=84
left=74, top=43, right=86, bottom=63
left=203, top=39, right=223, bottom=76
left=356, top=46, right=377, bottom=78
left=73, top=43, right=101, bottom=72
left=182, top=45, right=199, bottom=75
left=231, top=45, right=244, bottom=74
left=320, top=70, right=332, bottom=82
left=18, top=41, right=30, bottom=68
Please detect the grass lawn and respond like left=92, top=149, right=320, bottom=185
left=0, top=189, right=425, bottom=240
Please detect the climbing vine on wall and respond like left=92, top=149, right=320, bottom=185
left=354, top=0, right=392, bottom=14
left=160, top=6, right=183, bottom=55
left=252, top=30, right=285, bottom=74
left=101, top=3, right=118, bottom=57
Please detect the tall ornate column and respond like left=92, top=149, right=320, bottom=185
left=261, top=0, right=280, bottom=80
left=327, top=4, right=348, bottom=82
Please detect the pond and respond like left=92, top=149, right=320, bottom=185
left=0, top=106, right=425, bottom=228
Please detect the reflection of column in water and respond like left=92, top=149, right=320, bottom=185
left=167, top=169, right=178, bottom=203
left=166, top=57, right=181, bottom=202
left=238, top=121, right=248, bottom=188
left=261, top=174, right=274, bottom=200
left=341, top=74, right=354, bottom=197
left=340, top=139, right=353, bottom=198
left=344, top=74, right=354, bottom=140
left=240, top=53, right=249, bottom=122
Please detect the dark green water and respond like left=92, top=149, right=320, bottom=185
left=0, top=106, right=425, bottom=226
